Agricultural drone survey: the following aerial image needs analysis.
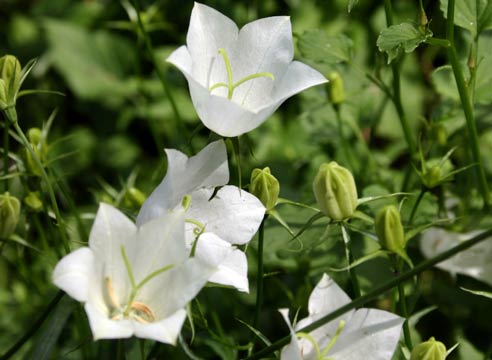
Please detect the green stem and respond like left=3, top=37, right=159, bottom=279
left=232, top=137, right=242, bottom=189
left=334, top=106, right=356, bottom=172
left=396, top=258, right=413, bottom=350
left=9, top=113, right=70, bottom=254
left=383, top=0, right=417, bottom=161
left=245, top=228, right=492, bottom=359
left=445, top=0, right=490, bottom=208
left=2, top=120, right=8, bottom=192
left=131, top=0, right=186, bottom=145
left=408, top=188, right=426, bottom=225
left=253, top=215, right=267, bottom=330
left=0, top=291, right=64, bottom=360
left=341, top=223, right=361, bottom=298
left=117, top=339, right=125, bottom=360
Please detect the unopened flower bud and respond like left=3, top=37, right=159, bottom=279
left=423, top=165, right=441, bottom=189
left=375, top=205, right=406, bottom=256
left=24, top=191, right=43, bottom=212
left=250, top=167, right=279, bottom=211
left=0, top=192, right=21, bottom=239
left=0, top=55, right=22, bottom=110
left=327, top=72, right=345, bottom=105
left=23, top=127, right=48, bottom=177
left=313, top=162, right=357, bottom=221
left=411, top=337, right=447, bottom=360
left=123, top=187, right=146, bottom=208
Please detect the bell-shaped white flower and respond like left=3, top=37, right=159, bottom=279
left=280, top=274, right=404, bottom=360
left=420, top=228, right=492, bottom=286
left=53, top=203, right=229, bottom=344
left=167, top=2, right=327, bottom=137
left=137, top=140, right=265, bottom=292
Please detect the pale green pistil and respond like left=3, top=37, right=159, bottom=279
left=296, top=319, right=345, bottom=360
left=209, top=48, right=274, bottom=100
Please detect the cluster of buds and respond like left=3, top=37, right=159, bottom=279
left=0, top=192, right=21, bottom=239
left=23, top=127, right=49, bottom=177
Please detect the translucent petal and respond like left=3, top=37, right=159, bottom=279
left=133, top=309, right=187, bottom=344
left=84, top=302, right=133, bottom=340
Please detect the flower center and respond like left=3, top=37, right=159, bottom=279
left=104, top=245, right=175, bottom=324
left=209, top=48, right=274, bottom=100
left=296, top=319, right=345, bottom=360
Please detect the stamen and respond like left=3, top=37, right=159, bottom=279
left=181, top=194, right=192, bottom=211
left=130, top=301, right=156, bottom=323
left=105, top=277, right=120, bottom=309
left=296, top=332, right=322, bottom=359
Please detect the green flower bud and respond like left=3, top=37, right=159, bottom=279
left=422, top=165, right=441, bottom=189
left=375, top=205, right=406, bottom=256
left=24, top=191, right=43, bottom=212
left=250, top=167, right=279, bottom=211
left=313, top=162, right=357, bottom=221
left=0, top=192, right=21, bottom=239
left=327, top=72, right=345, bottom=105
left=411, top=337, right=447, bottom=360
left=23, top=127, right=48, bottom=177
left=123, top=187, right=146, bottom=208
left=0, top=54, right=22, bottom=110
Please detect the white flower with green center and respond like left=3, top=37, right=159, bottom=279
left=137, top=140, right=265, bottom=292
left=167, top=2, right=327, bottom=137
left=280, top=274, right=404, bottom=360
left=53, top=203, right=229, bottom=343
left=420, top=228, right=492, bottom=286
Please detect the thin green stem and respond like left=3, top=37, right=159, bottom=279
left=0, top=291, right=64, bottom=360
left=383, top=0, right=417, bottom=162
left=334, top=106, right=356, bottom=172
left=445, top=0, right=490, bottom=208
left=131, top=0, right=186, bottom=145
left=424, top=38, right=451, bottom=48
left=395, top=258, right=413, bottom=350
left=253, top=215, right=267, bottom=330
left=117, top=339, right=125, bottom=360
left=10, top=115, right=70, bottom=254
left=232, top=137, right=242, bottom=189
left=2, top=120, right=8, bottom=192
left=245, top=228, right=492, bottom=359
left=341, top=223, right=361, bottom=298
left=409, top=188, right=426, bottom=225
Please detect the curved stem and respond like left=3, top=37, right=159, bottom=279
left=445, top=0, right=490, bottom=208
left=396, top=258, right=413, bottom=350
left=245, top=228, right=492, bottom=359
left=10, top=115, right=70, bottom=254
left=2, top=120, right=8, bottom=192
left=383, top=0, right=417, bottom=161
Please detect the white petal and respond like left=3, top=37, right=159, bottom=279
left=139, top=255, right=221, bottom=319
left=308, top=273, right=352, bottom=318
left=130, top=209, right=187, bottom=284
left=186, top=2, right=238, bottom=84
left=137, top=140, right=228, bottom=225
left=186, top=186, right=265, bottom=245
left=271, top=61, right=327, bottom=105
left=133, top=308, right=187, bottom=344
left=167, top=45, right=192, bottom=75
left=328, top=308, right=404, bottom=360
left=84, top=302, right=133, bottom=340
left=279, top=309, right=303, bottom=360
left=89, top=203, right=136, bottom=302
left=232, top=17, right=293, bottom=108
left=207, top=247, right=249, bottom=292
left=52, top=247, right=94, bottom=302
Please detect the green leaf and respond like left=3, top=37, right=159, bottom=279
left=30, top=296, right=75, bottom=360
left=440, top=0, right=492, bottom=36
left=377, top=22, right=433, bottom=64
left=297, top=30, right=353, bottom=64
left=347, top=0, right=359, bottom=12
left=44, top=19, right=138, bottom=105
left=460, top=287, right=492, bottom=299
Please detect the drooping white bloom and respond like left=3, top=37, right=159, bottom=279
left=280, top=274, right=404, bottom=360
left=420, top=228, right=492, bottom=286
left=137, top=140, right=265, bottom=292
left=53, top=203, right=229, bottom=344
left=167, top=2, right=327, bottom=137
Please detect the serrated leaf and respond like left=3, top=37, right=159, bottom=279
left=440, top=0, right=492, bottom=36
left=377, top=22, right=433, bottom=64
left=298, top=30, right=353, bottom=64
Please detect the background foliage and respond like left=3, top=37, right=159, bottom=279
left=1, top=0, right=492, bottom=359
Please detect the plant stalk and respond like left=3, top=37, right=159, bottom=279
left=341, top=223, right=361, bottom=298
left=253, top=215, right=268, bottom=330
